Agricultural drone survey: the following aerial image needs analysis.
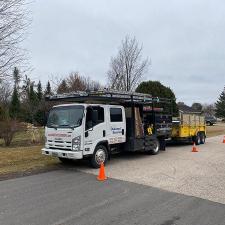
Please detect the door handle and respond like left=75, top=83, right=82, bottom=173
left=122, top=129, right=124, bottom=135
left=103, top=130, right=106, bottom=137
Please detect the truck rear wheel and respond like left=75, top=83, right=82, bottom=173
left=200, top=133, right=206, bottom=144
left=194, top=133, right=201, bottom=145
left=90, top=145, right=108, bottom=168
left=148, top=138, right=160, bottom=155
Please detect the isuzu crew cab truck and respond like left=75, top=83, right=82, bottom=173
left=42, top=91, right=172, bottom=168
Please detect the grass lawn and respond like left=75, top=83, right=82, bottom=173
left=0, top=128, right=59, bottom=180
left=206, top=122, right=225, bottom=137
left=0, top=145, right=59, bottom=179
left=0, top=128, right=44, bottom=147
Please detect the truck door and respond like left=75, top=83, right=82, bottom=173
left=108, top=106, right=126, bottom=144
left=84, top=106, right=106, bottom=155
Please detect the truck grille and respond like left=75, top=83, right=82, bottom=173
left=47, top=140, right=72, bottom=151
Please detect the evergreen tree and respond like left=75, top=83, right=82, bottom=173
left=34, top=109, right=46, bottom=126
left=29, top=83, right=38, bottom=106
left=35, top=80, right=47, bottom=125
left=136, top=81, right=179, bottom=116
left=9, top=67, right=21, bottom=119
left=215, top=87, right=225, bottom=119
left=37, top=80, right=43, bottom=100
left=57, top=79, right=68, bottom=94
left=9, top=87, right=20, bottom=119
left=45, top=81, right=52, bottom=95
left=192, top=103, right=203, bottom=112
left=13, top=67, right=20, bottom=88
left=28, top=83, right=38, bottom=123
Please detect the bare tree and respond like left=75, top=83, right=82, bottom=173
left=67, top=72, right=86, bottom=92
left=202, top=103, right=216, bottom=116
left=0, top=80, right=12, bottom=106
left=52, top=72, right=103, bottom=94
left=107, top=36, right=149, bottom=91
left=0, top=118, right=23, bottom=146
left=83, top=76, right=102, bottom=91
left=0, top=0, right=29, bottom=80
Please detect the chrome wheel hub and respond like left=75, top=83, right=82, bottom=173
left=95, top=149, right=106, bottom=165
left=153, top=140, right=159, bottom=152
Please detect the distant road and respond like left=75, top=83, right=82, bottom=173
left=1, top=170, right=225, bottom=225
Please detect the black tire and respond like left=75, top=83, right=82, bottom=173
left=148, top=138, right=160, bottom=155
left=200, top=133, right=206, bottom=144
left=58, top=157, right=73, bottom=164
left=90, top=145, right=108, bottom=168
left=194, top=133, right=201, bottom=145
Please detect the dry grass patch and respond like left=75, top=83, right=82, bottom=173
left=206, top=122, right=225, bottom=137
left=0, top=127, right=44, bottom=147
left=0, top=145, right=59, bottom=177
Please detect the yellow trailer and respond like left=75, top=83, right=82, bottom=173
left=172, top=112, right=206, bottom=145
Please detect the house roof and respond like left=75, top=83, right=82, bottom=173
left=178, top=104, right=201, bottom=114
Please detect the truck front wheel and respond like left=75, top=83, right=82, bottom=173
left=90, top=145, right=108, bottom=168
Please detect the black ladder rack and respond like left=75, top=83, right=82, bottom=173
left=45, top=90, right=171, bottom=105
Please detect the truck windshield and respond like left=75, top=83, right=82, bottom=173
left=47, top=106, right=84, bottom=129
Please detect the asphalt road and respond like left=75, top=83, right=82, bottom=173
left=1, top=170, right=225, bottom=225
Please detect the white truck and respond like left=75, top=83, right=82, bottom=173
left=42, top=91, right=172, bottom=168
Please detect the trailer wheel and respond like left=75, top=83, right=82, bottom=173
left=58, top=157, right=73, bottom=164
left=90, top=145, right=108, bottom=168
left=200, top=133, right=206, bottom=144
left=194, top=133, right=201, bottom=145
left=149, top=138, right=160, bottom=155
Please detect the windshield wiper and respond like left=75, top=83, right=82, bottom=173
left=58, top=124, right=78, bottom=129
left=48, top=124, right=59, bottom=128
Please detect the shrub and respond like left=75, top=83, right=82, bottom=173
left=0, top=119, right=21, bottom=146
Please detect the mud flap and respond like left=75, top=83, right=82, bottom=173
left=159, top=138, right=166, bottom=151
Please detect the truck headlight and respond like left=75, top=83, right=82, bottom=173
left=72, top=136, right=81, bottom=151
left=45, top=136, right=49, bottom=148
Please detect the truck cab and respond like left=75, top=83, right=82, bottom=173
left=42, top=103, right=126, bottom=168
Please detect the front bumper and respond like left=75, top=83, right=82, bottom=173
left=42, top=148, right=83, bottom=159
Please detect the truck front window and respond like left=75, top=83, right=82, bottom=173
left=47, top=106, right=84, bottom=128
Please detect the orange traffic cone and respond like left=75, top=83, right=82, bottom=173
left=97, top=163, right=107, bottom=181
left=222, top=136, right=225, bottom=143
left=192, top=142, right=198, bottom=152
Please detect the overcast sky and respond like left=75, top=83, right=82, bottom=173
left=23, top=0, right=225, bottom=105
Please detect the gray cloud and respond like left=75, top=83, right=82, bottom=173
left=23, top=0, right=225, bottom=105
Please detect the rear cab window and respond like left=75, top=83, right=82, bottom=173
left=110, top=108, right=123, bottom=122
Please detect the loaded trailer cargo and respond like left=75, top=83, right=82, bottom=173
left=171, top=111, right=206, bottom=145
left=42, top=90, right=173, bottom=168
